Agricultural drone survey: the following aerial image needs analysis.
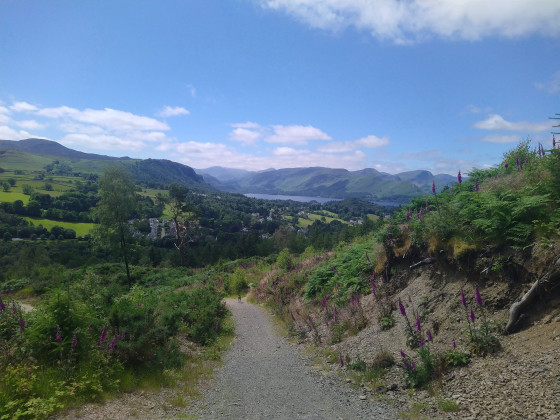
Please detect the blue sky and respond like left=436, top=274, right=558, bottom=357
left=1, top=0, right=559, bottom=175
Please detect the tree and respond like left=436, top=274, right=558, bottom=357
left=2, top=182, right=9, bottom=192
left=167, top=183, right=200, bottom=266
left=94, top=167, right=137, bottom=283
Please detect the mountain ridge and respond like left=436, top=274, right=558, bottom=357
left=1, top=139, right=454, bottom=202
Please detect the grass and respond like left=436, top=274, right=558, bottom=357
left=398, top=402, right=431, bottom=420
left=438, top=398, right=460, bottom=412
left=0, top=190, right=30, bottom=203
left=24, top=217, right=96, bottom=236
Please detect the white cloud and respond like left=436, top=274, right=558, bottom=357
left=157, top=106, right=190, bottom=118
left=60, top=133, right=147, bottom=151
left=229, top=127, right=262, bottom=145
left=474, top=114, right=551, bottom=132
left=259, top=0, right=560, bottom=43
left=0, top=125, right=33, bottom=140
left=266, top=124, right=331, bottom=145
left=10, top=101, right=38, bottom=112
left=534, top=70, right=560, bottom=94
left=480, top=134, right=521, bottom=144
left=318, top=134, right=389, bottom=153
left=15, top=120, right=45, bottom=130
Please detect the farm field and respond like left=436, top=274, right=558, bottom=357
left=23, top=217, right=96, bottom=236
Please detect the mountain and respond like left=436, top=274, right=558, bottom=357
left=396, top=170, right=456, bottom=193
left=0, top=138, right=130, bottom=161
left=196, top=166, right=455, bottom=204
left=0, top=138, right=210, bottom=190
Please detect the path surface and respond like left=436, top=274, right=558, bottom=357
left=187, top=298, right=398, bottom=419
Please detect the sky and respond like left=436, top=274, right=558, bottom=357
left=1, top=0, right=559, bottom=176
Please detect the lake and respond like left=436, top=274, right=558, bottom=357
left=244, top=193, right=341, bottom=204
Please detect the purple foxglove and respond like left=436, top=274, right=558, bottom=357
left=553, top=135, right=556, bottom=148
left=410, top=360, right=416, bottom=371
left=452, top=340, right=456, bottom=349
left=402, top=359, right=410, bottom=369
left=426, top=330, right=433, bottom=342
left=55, top=325, right=62, bottom=343
left=457, top=171, right=462, bottom=184
left=398, top=299, right=406, bottom=317
left=474, top=180, right=479, bottom=192
left=504, top=162, right=508, bottom=169
left=109, top=332, right=117, bottom=351
left=432, top=182, right=436, bottom=194
left=366, top=252, right=370, bottom=263
left=99, top=325, right=107, bottom=344
left=0, top=297, right=5, bottom=312
left=460, top=289, right=466, bottom=307
left=469, top=308, right=476, bottom=323
left=475, top=285, right=483, bottom=307
left=339, top=354, right=344, bottom=367
left=416, top=316, right=421, bottom=332
left=71, top=330, right=78, bottom=348
left=400, top=349, right=407, bottom=359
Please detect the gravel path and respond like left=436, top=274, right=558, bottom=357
left=187, top=298, right=398, bottom=419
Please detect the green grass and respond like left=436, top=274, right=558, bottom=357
left=0, top=190, right=30, bottom=204
left=24, top=217, right=96, bottom=236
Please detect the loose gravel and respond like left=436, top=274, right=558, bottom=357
left=186, top=298, right=398, bottom=419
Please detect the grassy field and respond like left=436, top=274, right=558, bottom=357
left=24, top=217, right=96, bottom=236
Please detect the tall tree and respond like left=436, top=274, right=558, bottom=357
left=168, top=184, right=200, bottom=266
left=94, top=167, right=137, bottom=283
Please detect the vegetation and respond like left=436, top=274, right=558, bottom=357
left=1, top=139, right=558, bottom=418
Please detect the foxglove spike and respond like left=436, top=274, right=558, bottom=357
left=457, top=171, right=462, bottom=184
left=432, top=181, right=436, bottom=194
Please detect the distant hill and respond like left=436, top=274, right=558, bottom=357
left=0, top=138, right=211, bottom=190
left=0, top=138, right=130, bottom=161
left=197, top=166, right=454, bottom=204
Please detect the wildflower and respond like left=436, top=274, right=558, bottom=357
left=402, top=358, right=410, bottom=369
left=99, top=325, right=107, bottom=344
left=55, top=325, right=62, bottom=343
left=457, top=171, right=462, bottom=184
left=290, top=310, right=296, bottom=322
left=475, top=285, right=483, bottom=307
left=418, top=338, right=425, bottom=347
left=425, top=200, right=429, bottom=213
left=339, top=354, right=344, bottom=367
left=400, top=350, right=407, bottom=360
left=109, top=331, right=117, bottom=351
left=308, top=315, right=316, bottom=330
left=504, top=162, right=508, bottom=169
left=365, top=252, right=370, bottom=263
left=0, top=297, right=5, bottom=312
left=71, top=330, right=78, bottom=348
left=137, top=302, right=142, bottom=307
left=460, top=289, right=466, bottom=307
left=451, top=340, right=456, bottom=350
left=469, top=308, right=476, bottom=323
left=426, top=330, right=433, bottom=342
left=474, top=180, right=479, bottom=192
left=410, top=360, right=416, bottom=371
left=432, top=181, right=436, bottom=194
left=19, top=314, right=25, bottom=333
left=553, top=135, right=556, bottom=148
left=415, top=316, right=421, bottom=332
left=398, top=298, right=406, bottom=317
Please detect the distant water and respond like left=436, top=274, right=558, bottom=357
left=244, top=193, right=341, bottom=204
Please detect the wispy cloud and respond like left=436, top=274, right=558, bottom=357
left=15, top=120, right=45, bottom=130
left=318, top=134, right=389, bottom=153
left=157, top=106, right=190, bottom=118
left=266, top=124, right=331, bottom=145
left=480, top=134, right=522, bottom=144
left=9, top=101, right=38, bottom=112
left=534, top=70, right=560, bottom=94
left=474, top=114, right=551, bottom=132
left=259, top=0, right=560, bottom=43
